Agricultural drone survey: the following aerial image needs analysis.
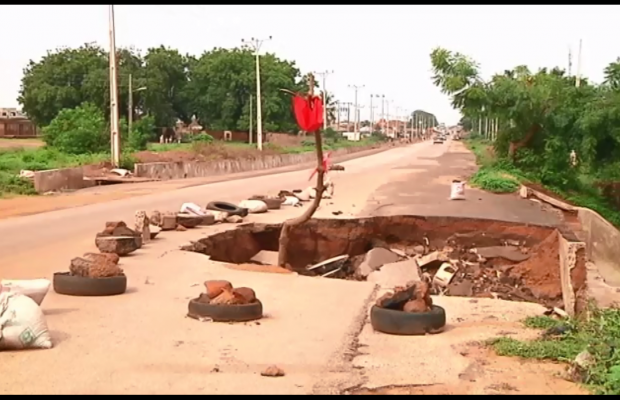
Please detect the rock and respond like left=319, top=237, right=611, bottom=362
left=261, top=365, right=285, bottom=378
left=567, top=350, right=595, bottom=383
left=177, top=213, right=203, bottom=228
left=233, top=287, right=257, bottom=303
left=357, top=248, right=401, bottom=278
left=367, top=259, right=421, bottom=288
left=208, top=210, right=229, bottom=222
left=448, top=280, right=474, bottom=297
left=225, top=215, right=243, bottom=224
left=176, top=224, right=187, bottom=231
left=375, top=283, right=417, bottom=310
left=150, top=226, right=162, bottom=240
left=198, top=214, right=216, bottom=226
left=404, top=298, right=429, bottom=313
left=196, top=293, right=211, bottom=304
left=135, top=211, right=151, bottom=244
left=70, top=257, right=94, bottom=277
left=160, top=214, right=178, bottom=231
left=103, top=221, right=126, bottom=234
left=210, top=287, right=247, bottom=305
left=474, top=246, right=530, bottom=262
left=90, top=261, right=124, bottom=278
left=95, top=236, right=140, bottom=256
left=417, top=251, right=447, bottom=268
left=204, top=280, right=233, bottom=300
left=83, top=252, right=120, bottom=265
left=150, top=210, right=162, bottom=226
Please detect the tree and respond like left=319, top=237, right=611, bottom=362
left=277, top=75, right=327, bottom=268
left=43, top=102, right=108, bottom=154
left=19, top=43, right=108, bottom=126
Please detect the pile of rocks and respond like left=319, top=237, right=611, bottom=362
left=69, top=252, right=124, bottom=278
left=95, top=221, right=143, bottom=256
left=375, top=281, right=433, bottom=313
left=197, top=280, right=257, bottom=305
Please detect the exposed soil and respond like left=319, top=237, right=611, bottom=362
left=182, top=215, right=568, bottom=307
left=346, top=342, right=587, bottom=395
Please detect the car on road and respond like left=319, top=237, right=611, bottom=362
left=433, top=136, right=444, bottom=144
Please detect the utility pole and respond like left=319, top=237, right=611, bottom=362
left=336, top=101, right=341, bottom=130
left=314, top=70, right=334, bottom=131
left=241, top=36, right=272, bottom=150
left=568, top=45, right=573, bottom=76
left=108, top=5, right=121, bottom=167
left=370, top=94, right=375, bottom=132
left=249, top=94, right=253, bottom=144
left=575, top=39, right=583, bottom=88
left=379, top=95, right=385, bottom=134
left=348, top=84, right=364, bottom=133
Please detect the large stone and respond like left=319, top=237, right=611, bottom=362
left=204, top=280, right=233, bottom=300
left=83, top=252, right=120, bottom=265
left=177, top=213, right=203, bottom=228
left=233, top=287, right=257, bottom=303
left=69, top=256, right=123, bottom=278
left=475, top=246, right=530, bottom=262
left=198, top=214, right=216, bottom=226
left=135, top=211, right=151, bottom=244
left=367, top=259, right=421, bottom=289
left=375, top=284, right=416, bottom=310
left=250, top=250, right=279, bottom=266
left=160, top=214, right=177, bottom=231
left=357, top=248, right=401, bottom=278
left=95, top=236, right=140, bottom=256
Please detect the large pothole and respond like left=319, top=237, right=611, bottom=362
left=182, top=216, right=566, bottom=307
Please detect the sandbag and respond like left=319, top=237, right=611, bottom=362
left=450, top=180, right=465, bottom=200
left=180, top=202, right=206, bottom=216
left=282, top=196, right=300, bottom=206
left=1, top=279, right=50, bottom=306
left=0, top=292, right=53, bottom=351
left=238, top=200, right=268, bottom=214
left=294, top=189, right=311, bottom=202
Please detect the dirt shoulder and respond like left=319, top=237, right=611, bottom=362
left=0, top=144, right=394, bottom=220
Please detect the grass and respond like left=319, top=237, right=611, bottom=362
left=464, top=136, right=620, bottom=227
left=490, top=309, right=620, bottom=394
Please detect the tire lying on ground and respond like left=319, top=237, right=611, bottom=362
left=206, top=201, right=249, bottom=217
left=53, top=272, right=127, bottom=297
left=370, top=305, right=446, bottom=335
left=187, top=298, right=263, bottom=322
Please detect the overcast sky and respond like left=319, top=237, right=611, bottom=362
left=1, top=5, right=619, bottom=125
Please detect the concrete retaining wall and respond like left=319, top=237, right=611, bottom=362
left=520, top=185, right=619, bottom=313
left=134, top=144, right=383, bottom=180
left=33, top=167, right=95, bottom=194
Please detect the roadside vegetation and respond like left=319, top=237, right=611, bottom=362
left=429, top=48, right=620, bottom=227
left=0, top=44, right=390, bottom=197
left=490, top=309, right=620, bottom=394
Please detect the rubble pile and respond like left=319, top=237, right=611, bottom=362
left=375, top=281, right=433, bottom=313
left=69, top=252, right=124, bottom=278
left=196, top=280, right=258, bottom=306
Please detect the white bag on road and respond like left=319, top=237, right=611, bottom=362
left=238, top=200, right=268, bottom=214
left=0, top=292, right=53, bottom=351
left=180, top=202, right=206, bottom=216
left=282, top=196, right=300, bottom=206
left=1, top=279, right=51, bottom=306
left=450, top=180, right=466, bottom=200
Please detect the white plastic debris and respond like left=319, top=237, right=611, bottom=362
left=450, top=180, right=466, bottom=200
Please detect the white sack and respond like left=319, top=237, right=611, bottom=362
left=0, top=292, right=53, bottom=351
left=238, top=200, right=268, bottom=214
left=1, top=279, right=50, bottom=306
left=450, top=181, right=466, bottom=200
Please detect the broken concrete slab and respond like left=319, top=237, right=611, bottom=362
left=367, top=259, right=421, bottom=289
left=251, top=250, right=279, bottom=266
left=417, top=251, right=448, bottom=268
left=475, top=246, right=530, bottom=263
left=357, top=248, right=401, bottom=278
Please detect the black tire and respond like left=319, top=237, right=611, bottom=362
left=187, top=298, right=263, bottom=322
left=206, top=201, right=249, bottom=217
left=370, top=305, right=446, bottom=336
left=248, top=196, right=282, bottom=210
left=53, top=272, right=127, bottom=297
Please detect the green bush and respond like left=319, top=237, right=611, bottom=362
left=43, top=103, right=108, bottom=154
left=469, top=168, right=520, bottom=193
left=126, top=115, right=157, bottom=151
left=190, top=133, right=214, bottom=143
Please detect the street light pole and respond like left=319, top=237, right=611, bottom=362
left=348, top=84, right=364, bottom=134
left=249, top=94, right=253, bottom=144
left=241, top=36, right=272, bottom=151
left=314, top=70, right=334, bottom=131
left=108, top=5, right=121, bottom=167
left=127, top=74, right=147, bottom=135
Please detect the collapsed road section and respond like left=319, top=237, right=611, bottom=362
left=182, top=215, right=585, bottom=309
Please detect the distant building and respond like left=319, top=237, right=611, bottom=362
left=0, top=108, right=39, bottom=138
